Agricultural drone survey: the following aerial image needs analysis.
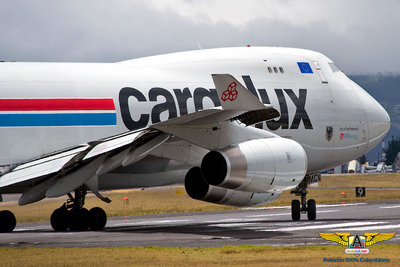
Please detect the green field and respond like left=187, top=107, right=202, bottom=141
left=0, top=245, right=399, bottom=267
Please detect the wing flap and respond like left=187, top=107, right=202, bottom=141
left=46, top=156, right=106, bottom=198
left=83, top=130, right=145, bottom=160
left=0, top=146, right=88, bottom=188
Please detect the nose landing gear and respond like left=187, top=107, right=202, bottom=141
left=50, top=186, right=107, bottom=231
left=290, top=173, right=320, bottom=221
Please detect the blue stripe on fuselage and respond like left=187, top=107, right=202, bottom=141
left=0, top=113, right=117, bottom=127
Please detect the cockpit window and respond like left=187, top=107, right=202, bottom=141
left=329, top=62, right=340, bottom=72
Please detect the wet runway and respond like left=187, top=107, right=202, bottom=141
left=1, top=200, right=400, bottom=248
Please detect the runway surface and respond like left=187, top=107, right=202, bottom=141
left=1, top=200, right=399, bottom=248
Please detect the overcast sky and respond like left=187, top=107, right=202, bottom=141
left=0, top=0, right=399, bottom=74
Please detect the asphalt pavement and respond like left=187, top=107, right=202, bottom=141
left=1, top=200, right=399, bottom=248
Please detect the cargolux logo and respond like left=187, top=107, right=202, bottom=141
left=119, top=75, right=313, bottom=131
left=221, top=82, right=238, bottom=102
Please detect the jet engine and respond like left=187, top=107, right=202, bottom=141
left=201, top=138, right=308, bottom=193
left=184, top=138, right=307, bottom=206
left=184, top=166, right=280, bottom=207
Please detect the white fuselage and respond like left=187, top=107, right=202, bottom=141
left=0, top=47, right=390, bottom=190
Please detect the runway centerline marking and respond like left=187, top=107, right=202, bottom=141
left=380, top=205, right=400, bottom=209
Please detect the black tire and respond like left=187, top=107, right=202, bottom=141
left=291, top=200, right=301, bottom=221
left=68, top=208, right=89, bottom=231
left=0, top=210, right=16, bottom=233
left=88, top=207, right=107, bottom=231
left=307, top=199, right=316, bottom=221
left=50, top=208, right=68, bottom=231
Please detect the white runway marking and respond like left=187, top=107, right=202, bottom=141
left=251, top=213, right=291, bottom=218
left=263, top=221, right=386, bottom=232
left=242, top=202, right=367, bottom=211
left=316, top=210, right=339, bottom=213
left=333, top=224, right=400, bottom=231
left=110, top=219, right=192, bottom=227
left=243, top=206, right=291, bottom=211
left=203, top=218, right=249, bottom=224
left=209, top=223, right=256, bottom=228
left=242, top=202, right=368, bottom=210
left=14, top=228, right=35, bottom=232
left=316, top=203, right=367, bottom=208
left=380, top=205, right=400, bottom=209
left=250, top=210, right=338, bottom=218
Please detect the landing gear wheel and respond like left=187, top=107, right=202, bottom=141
left=0, top=210, right=16, bottom=233
left=88, top=207, right=107, bottom=231
left=291, top=200, right=301, bottom=221
left=291, top=174, right=321, bottom=221
left=68, top=208, right=89, bottom=231
left=50, top=207, right=68, bottom=231
left=307, top=199, right=316, bottom=221
left=51, top=186, right=109, bottom=232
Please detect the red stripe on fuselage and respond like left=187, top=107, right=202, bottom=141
left=0, top=99, right=115, bottom=111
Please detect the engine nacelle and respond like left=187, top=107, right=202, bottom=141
left=201, top=138, right=307, bottom=193
left=184, top=167, right=280, bottom=207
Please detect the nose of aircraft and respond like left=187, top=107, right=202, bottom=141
left=367, top=99, right=390, bottom=146
left=353, top=82, right=391, bottom=149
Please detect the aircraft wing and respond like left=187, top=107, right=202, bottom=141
left=0, top=129, right=170, bottom=188
left=0, top=74, right=279, bottom=205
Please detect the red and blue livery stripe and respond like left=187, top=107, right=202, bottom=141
left=0, top=98, right=117, bottom=127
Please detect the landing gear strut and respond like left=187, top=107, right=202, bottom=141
left=290, top=173, right=320, bottom=221
left=50, top=186, right=107, bottom=231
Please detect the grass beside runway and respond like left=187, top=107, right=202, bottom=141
left=0, top=173, right=399, bottom=223
left=0, top=245, right=399, bottom=266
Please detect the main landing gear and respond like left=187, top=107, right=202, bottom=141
left=50, top=186, right=107, bottom=231
left=290, top=173, right=320, bottom=221
left=0, top=210, right=16, bottom=233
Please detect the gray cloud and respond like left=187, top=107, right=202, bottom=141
left=0, top=0, right=398, bottom=74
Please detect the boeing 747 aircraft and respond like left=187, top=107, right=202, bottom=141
left=0, top=47, right=390, bottom=232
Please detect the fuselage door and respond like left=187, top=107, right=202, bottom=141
left=313, top=61, right=328, bottom=84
